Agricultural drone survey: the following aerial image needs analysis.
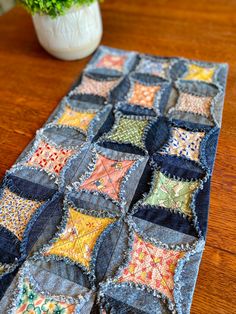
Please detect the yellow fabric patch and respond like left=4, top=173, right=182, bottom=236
left=183, top=64, right=215, bottom=83
left=57, top=106, right=96, bottom=132
left=0, top=188, right=43, bottom=240
left=45, top=207, right=115, bottom=269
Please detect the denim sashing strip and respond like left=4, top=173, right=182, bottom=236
left=0, top=46, right=228, bottom=314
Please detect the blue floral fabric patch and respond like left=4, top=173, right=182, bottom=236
left=0, top=46, right=228, bottom=314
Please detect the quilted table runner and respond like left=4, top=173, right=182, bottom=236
left=0, top=46, right=228, bottom=314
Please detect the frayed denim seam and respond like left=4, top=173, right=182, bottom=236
left=66, top=195, right=120, bottom=219
left=58, top=142, right=93, bottom=192
left=20, top=192, right=62, bottom=259
left=173, top=239, right=205, bottom=314
left=39, top=124, right=85, bottom=150
left=126, top=215, right=198, bottom=252
left=1, top=175, right=53, bottom=202
left=199, top=125, right=220, bottom=174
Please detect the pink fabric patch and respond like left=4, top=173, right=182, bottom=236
left=79, top=154, right=135, bottom=200
left=117, top=234, right=185, bottom=300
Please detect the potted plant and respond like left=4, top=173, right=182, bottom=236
left=19, top=0, right=103, bottom=60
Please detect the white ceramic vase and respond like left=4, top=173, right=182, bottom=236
left=32, top=1, right=103, bottom=60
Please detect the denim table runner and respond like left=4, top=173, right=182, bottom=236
left=0, top=46, right=228, bottom=314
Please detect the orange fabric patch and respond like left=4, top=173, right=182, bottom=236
left=128, top=82, right=161, bottom=108
left=117, top=234, right=184, bottom=300
left=26, top=140, right=75, bottom=175
left=57, top=106, right=96, bottom=131
left=79, top=154, right=135, bottom=201
left=96, top=54, right=127, bottom=71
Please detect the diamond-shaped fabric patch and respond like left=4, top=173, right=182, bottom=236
left=143, top=171, right=199, bottom=217
left=106, top=115, right=149, bottom=149
left=74, top=76, right=120, bottom=98
left=57, top=106, right=96, bottom=132
left=137, top=59, right=169, bottom=79
left=0, top=188, right=43, bottom=240
left=26, top=140, right=75, bottom=175
left=16, top=277, right=75, bottom=314
left=159, top=127, right=205, bottom=162
left=175, top=92, right=212, bottom=117
left=44, top=207, right=115, bottom=269
left=78, top=154, right=135, bottom=201
left=96, top=54, right=127, bottom=71
left=128, top=82, right=161, bottom=109
left=183, top=64, right=215, bottom=83
left=117, top=234, right=184, bottom=300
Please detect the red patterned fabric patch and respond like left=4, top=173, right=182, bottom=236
left=26, top=141, right=75, bottom=175
left=117, top=234, right=185, bottom=300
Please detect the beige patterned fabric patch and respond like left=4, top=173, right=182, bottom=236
left=0, top=188, right=43, bottom=240
left=74, top=76, right=119, bottom=98
left=175, top=92, right=213, bottom=117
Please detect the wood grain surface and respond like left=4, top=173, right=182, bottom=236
left=0, top=1, right=235, bottom=313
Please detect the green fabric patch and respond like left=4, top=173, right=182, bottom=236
left=106, top=116, right=149, bottom=149
left=143, top=171, right=199, bottom=217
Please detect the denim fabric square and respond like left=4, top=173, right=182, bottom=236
left=0, top=46, right=228, bottom=313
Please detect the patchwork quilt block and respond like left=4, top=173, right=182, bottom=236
left=0, top=188, right=43, bottom=241
left=159, top=126, right=205, bottom=162
left=43, top=205, right=115, bottom=271
left=71, top=74, right=121, bottom=99
left=0, top=46, right=228, bottom=314
left=135, top=56, right=170, bottom=80
left=143, top=171, right=199, bottom=217
left=103, top=112, right=155, bottom=151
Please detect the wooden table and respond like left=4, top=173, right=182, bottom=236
left=0, top=1, right=235, bottom=313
